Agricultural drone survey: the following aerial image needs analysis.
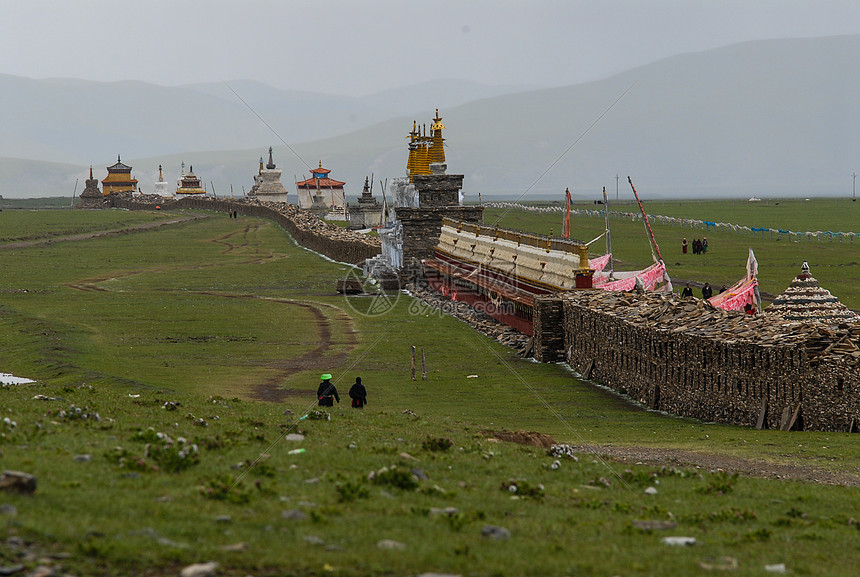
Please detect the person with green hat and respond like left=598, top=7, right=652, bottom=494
left=317, top=373, right=340, bottom=407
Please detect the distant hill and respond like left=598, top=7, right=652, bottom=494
left=3, top=35, right=860, bottom=199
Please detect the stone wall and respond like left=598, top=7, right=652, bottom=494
left=114, top=195, right=380, bottom=266
left=533, top=297, right=565, bottom=363
left=551, top=290, right=860, bottom=432
left=412, top=173, right=464, bottom=206
left=397, top=206, right=484, bottom=265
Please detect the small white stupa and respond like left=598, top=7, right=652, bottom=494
left=253, top=147, right=289, bottom=203
left=153, top=164, right=171, bottom=198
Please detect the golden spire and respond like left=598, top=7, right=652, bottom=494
left=429, top=108, right=446, bottom=164
left=406, top=121, right=420, bottom=182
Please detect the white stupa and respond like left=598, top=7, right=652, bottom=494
left=253, top=147, right=289, bottom=203
left=153, top=164, right=171, bottom=198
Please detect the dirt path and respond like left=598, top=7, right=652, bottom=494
left=483, top=430, right=860, bottom=486
left=249, top=298, right=357, bottom=403
left=572, top=443, right=860, bottom=486
left=52, top=216, right=357, bottom=403
left=0, top=215, right=202, bottom=250
left=488, top=431, right=860, bottom=487
left=189, top=292, right=358, bottom=403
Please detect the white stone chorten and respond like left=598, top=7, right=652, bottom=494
left=153, top=164, right=171, bottom=198
left=253, top=147, right=289, bottom=203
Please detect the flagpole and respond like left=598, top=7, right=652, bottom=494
left=627, top=176, right=663, bottom=263
left=603, top=186, right=613, bottom=275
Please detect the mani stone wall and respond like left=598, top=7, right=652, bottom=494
left=412, top=173, right=464, bottom=206
left=533, top=297, right=565, bottom=363
left=398, top=206, right=484, bottom=264
left=397, top=169, right=481, bottom=269
left=114, top=195, right=380, bottom=266
left=536, top=290, right=860, bottom=432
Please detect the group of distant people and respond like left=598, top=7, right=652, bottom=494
left=680, top=281, right=728, bottom=300
left=681, top=237, right=708, bottom=255
left=228, top=210, right=238, bottom=219
left=317, top=373, right=368, bottom=408
left=679, top=281, right=755, bottom=315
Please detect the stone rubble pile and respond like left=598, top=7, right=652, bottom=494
left=246, top=199, right=381, bottom=253
left=409, top=282, right=532, bottom=355
left=806, top=325, right=860, bottom=364
left=566, top=291, right=814, bottom=346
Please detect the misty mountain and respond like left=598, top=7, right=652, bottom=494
left=0, top=74, right=534, bottom=166
left=3, top=35, right=860, bottom=199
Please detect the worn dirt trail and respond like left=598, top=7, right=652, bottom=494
left=190, top=292, right=359, bottom=403
left=483, top=430, right=860, bottom=486
left=0, top=216, right=202, bottom=250
left=49, top=215, right=358, bottom=402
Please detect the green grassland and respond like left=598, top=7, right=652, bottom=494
left=1, top=206, right=859, bottom=576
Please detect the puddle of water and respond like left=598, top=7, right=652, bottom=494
left=0, top=373, right=36, bottom=385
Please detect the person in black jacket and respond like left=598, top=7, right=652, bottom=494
left=701, top=282, right=713, bottom=299
left=681, top=283, right=694, bottom=299
left=348, top=377, right=368, bottom=409
left=317, top=373, right=340, bottom=407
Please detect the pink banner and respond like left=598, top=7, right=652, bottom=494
left=708, top=278, right=758, bottom=312
left=589, top=253, right=611, bottom=272
left=594, top=261, right=667, bottom=292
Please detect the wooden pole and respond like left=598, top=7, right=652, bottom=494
left=411, top=346, right=416, bottom=381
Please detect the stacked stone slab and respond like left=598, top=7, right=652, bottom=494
left=115, top=191, right=860, bottom=432
left=411, top=168, right=463, bottom=205
left=541, top=290, right=860, bottom=432
left=766, top=262, right=859, bottom=325
left=533, top=297, right=565, bottom=363
left=77, top=166, right=104, bottom=209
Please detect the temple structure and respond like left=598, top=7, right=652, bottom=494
left=153, top=165, right=171, bottom=198
left=174, top=162, right=207, bottom=198
left=365, top=109, right=482, bottom=281
left=296, top=162, right=346, bottom=215
left=348, top=176, right=382, bottom=229
left=78, top=166, right=104, bottom=208
left=101, top=155, right=138, bottom=196
left=250, top=147, right=289, bottom=203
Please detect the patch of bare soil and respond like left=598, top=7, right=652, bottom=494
left=482, top=431, right=860, bottom=486
left=481, top=430, right=557, bottom=448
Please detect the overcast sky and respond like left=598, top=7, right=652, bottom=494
left=3, top=0, right=860, bottom=95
